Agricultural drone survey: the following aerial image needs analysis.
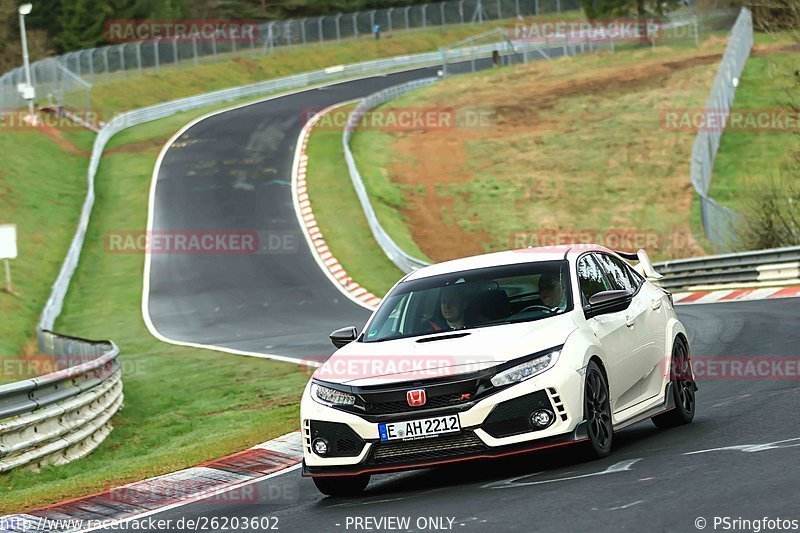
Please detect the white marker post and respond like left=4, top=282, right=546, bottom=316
left=0, top=224, right=18, bottom=293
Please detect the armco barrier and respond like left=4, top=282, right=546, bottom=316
left=343, top=78, right=440, bottom=273
left=341, top=15, right=701, bottom=274
left=654, top=245, right=800, bottom=290
left=0, top=331, right=121, bottom=473
left=6, top=41, right=556, bottom=473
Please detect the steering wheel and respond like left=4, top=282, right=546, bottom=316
left=518, top=304, right=555, bottom=314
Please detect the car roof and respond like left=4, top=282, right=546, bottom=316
left=404, top=244, right=614, bottom=281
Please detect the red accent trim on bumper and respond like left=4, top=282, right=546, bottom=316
left=303, top=437, right=586, bottom=477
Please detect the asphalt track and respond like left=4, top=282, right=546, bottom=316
left=119, top=298, right=800, bottom=532
left=145, top=58, right=509, bottom=359
left=141, top=58, right=800, bottom=532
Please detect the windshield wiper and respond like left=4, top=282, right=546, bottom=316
left=416, top=332, right=471, bottom=343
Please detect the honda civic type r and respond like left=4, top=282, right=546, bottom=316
left=301, top=245, right=697, bottom=497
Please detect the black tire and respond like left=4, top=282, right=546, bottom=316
left=312, top=474, right=370, bottom=497
left=582, top=361, right=613, bottom=459
left=653, top=338, right=696, bottom=429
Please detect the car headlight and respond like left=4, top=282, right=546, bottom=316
left=490, top=350, right=560, bottom=387
left=311, top=382, right=356, bottom=406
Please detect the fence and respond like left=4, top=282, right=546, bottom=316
left=0, top=331, right=122, bottom=473
left=690, top=8, right=753, bottom=252
left=343, top=15, right=704, bottom=273
left=0, top=0, right=584, bottom=111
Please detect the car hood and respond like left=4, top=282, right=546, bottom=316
left=313, top=314, right=577, bottom=386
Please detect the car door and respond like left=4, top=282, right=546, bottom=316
left=594, top=253, right=664, bottom=409
left=577, top=253, right=638, bottom=412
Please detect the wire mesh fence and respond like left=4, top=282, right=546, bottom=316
left=0, top=0, right=584, bottom=112
left=690, top=8, right=753, bottom=252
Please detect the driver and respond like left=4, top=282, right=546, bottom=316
left=427, top=284, right=468, bottom=331
left=538, top=273, right=567, bottom=310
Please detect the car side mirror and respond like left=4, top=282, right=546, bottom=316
left=330, top=326, right=358, bottom=348
left=585, top=290, right=633, bottom=318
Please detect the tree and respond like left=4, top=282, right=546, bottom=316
left=54, top=0, right=112, bottom=50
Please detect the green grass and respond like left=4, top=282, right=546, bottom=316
left=0, top=102, right=311, bottom=513
left=0, top=124, right=94, bottom=381
left=349, top=41, right=729, bottom=263
left=709, top=50, right=800, bottom=212
left=305, top=104, right=406, bottom=297
left=88, top=17, right=578, bottom=114
left=350, top=128, right=432, bottom=264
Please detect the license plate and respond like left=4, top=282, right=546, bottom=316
left=379, top=415, right=461, bottom=442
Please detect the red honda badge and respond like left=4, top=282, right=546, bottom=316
left=407, top=389, right=426, bottom=407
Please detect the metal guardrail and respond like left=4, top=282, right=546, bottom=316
left=343, top=78, right=440, bottom=273
left=342, top=15, right=701, bottom=274
left=654, top=245, right=800, bottom=290
left=0, top=332, right=122, bottom=473
left=0, top=0, right=584, bottom=111
left=0, top=9, right=738, bottom=474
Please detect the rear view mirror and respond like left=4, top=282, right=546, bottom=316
left=330, top=326, right=358, bottom=348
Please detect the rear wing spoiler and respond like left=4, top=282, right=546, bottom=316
left=615, top=249, right=663, bottom=281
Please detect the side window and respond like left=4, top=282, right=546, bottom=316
left=595, top=253, right=638, bottom=292
left=577, top=255, right=612, bottom=304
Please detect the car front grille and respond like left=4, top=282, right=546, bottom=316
left=365, top=393, right=468, bottom=415
left=371, top=431, right=487, bottom=464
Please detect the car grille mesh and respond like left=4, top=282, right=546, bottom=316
left=365, top=393, right=467, bottom=415
left=371, top=431, right=486, bottom=464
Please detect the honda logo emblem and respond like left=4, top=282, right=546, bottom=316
left=407, top=389, right=426, bottom=407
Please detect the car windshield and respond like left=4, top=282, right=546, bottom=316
left=362, top=260, right=572, bottom=343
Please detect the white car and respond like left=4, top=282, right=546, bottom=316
left=301, top=245, right=697, bottom=497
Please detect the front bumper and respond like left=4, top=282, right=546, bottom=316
left=302, top=422, right=588, bottom=477
left=301, top=362, right=585, bottom=477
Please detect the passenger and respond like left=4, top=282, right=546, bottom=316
left=538, top=273, right=567, bottom=310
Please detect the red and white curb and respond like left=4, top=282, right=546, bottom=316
left=673, top=285, right=800, bottom=305
left=292, top=101, right=382, bottom=311
left=1, top=432, right=303, bottom=532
